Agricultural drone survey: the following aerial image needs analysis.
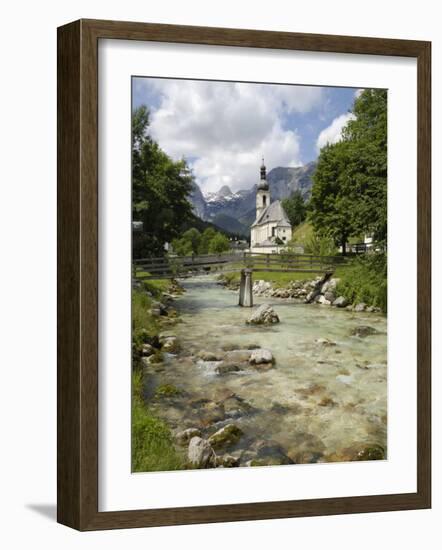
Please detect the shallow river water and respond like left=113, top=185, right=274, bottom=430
left=145, top=276, right=387, bottom=465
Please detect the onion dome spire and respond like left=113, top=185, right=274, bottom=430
left=258, top=157, right=269, bottom=190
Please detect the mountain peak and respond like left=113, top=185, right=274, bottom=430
left=218, top=185, right=232, bottom=197
left=190, top=162, right=316, bottom=237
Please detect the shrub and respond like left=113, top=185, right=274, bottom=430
left=336, top=253, right=387, bottom=312
left=304, top=233, right=337, bottom=256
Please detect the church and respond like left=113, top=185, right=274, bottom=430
left=250, top=159, right=292, bottom=253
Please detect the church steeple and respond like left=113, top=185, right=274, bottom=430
left=258, top=157, right=269, bottom=190
left=256, top=158, right=270, bottom=220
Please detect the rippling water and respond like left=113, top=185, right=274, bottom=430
left=145, top=275, right=387, bottom=465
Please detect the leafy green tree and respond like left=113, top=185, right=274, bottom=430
left=310, top=89, right=387, bottom=253
left=198, top=227, right=217, bottom=254
left=208, top=232, right=230, bottom=254
left=172, top=227, right=230, bottom=256
left=132, top=105, right=194, bottom=257
left=310, top=141, right=357, bottom=254
left=282, top=190, right=307, bottom=228
left=342, top=90, right=387, bottom=243
left=171, top=236, right=193, bottom=256
left=182, top=228, right=201, bottom=254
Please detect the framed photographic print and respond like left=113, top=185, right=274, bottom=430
left=57, top=19, right=431, bottom=530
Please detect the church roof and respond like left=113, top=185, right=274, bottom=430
left=251, top=200, right=291, bottom=228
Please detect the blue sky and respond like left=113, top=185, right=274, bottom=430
left=133, top=77, right=360, bottom=194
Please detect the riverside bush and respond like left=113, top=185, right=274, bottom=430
left=336, top=253, right=387, bottom=312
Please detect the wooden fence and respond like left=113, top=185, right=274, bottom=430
left=133, top=251, right=348, bottom=281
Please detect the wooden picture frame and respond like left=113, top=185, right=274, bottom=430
left=57, top=18, right=431, bottom=531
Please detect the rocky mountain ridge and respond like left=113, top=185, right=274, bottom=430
left=189, top=161, right=316, bottom=236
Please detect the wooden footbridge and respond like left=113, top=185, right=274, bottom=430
left=133, top=251, right=347, bottom=306
left=133, top=251, right=346, bottom=280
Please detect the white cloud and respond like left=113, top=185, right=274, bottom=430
left=316, top=112, right=355, bottom=152
left=135, top=79, right=323, bottom=192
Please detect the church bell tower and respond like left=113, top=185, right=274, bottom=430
left=256, top=158, right=270, bottom=220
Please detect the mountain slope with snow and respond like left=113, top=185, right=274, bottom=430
left=189, top=161, right=316, bottom=236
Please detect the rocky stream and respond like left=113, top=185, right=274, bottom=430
left=140, top=275, right=387, bottom=469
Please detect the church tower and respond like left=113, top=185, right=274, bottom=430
left=256, top=158, right=270, bottom=220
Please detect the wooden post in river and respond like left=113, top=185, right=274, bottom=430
left=239, top=268, right=253, bottom=307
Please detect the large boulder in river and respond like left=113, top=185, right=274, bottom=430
left=187, top=436, right=215, bottom=468
left=321, top=278, right=339, bottom=294
left=246, top=304, right=280, bottom=325
left=249, top=348, right=274, bottom=365
left=208, top=424, right=243, bottom=450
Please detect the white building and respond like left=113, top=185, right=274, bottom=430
left=250, top=159, right=292, bottom=253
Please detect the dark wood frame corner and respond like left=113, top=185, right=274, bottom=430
left=57, top=18, right=431, bottom=531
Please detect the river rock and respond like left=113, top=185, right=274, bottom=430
left=249, top=348, right=274, bottom=365
left=151, top=301, right=167, bottom=316
left=214, top=362, right=242, bottom=376
left=208, top=424, right=243, bottom=449
left=325, top=443, right=385, bottom=463
left=224, top=349, right=251, bottom=362
left=188, top=436, right=215, bottom=468
left=317, top=295, right=331, bottom=305
left=321, top=278, right=339, bottom=293
left=351, top=325, right=379, bottom=338
left=249, top=439, right=293, bottom=465
left=197, top=350, right=223, bottom=361
left=195, top=400, right=225, bottom=426
left=273, top=288, right=290, bottom=298
left=141, top=352, right=163, bottom=366
left=141, top=343, right=155, bottom=356
left=354, top=302, right=367, bottom=312
left=215, top=454, right=240, bottom=467
left=253, top=280, right=272, bottom=296
left=355, top=444, right=385, bottom=461
left=159, top=331, right=176, bottom=343
left=175, top=427, right=202, bottom=445
left=162, top=336, right=179, bottom=353
left=315, top=337, right=336, bottom=347
left=246, top=304, right=280, bottom=325
left=222, top=395, right=254, bottom=418
left=324, top=291, right=336, bottom=303
left=332, top=296, right=349, bottom=307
